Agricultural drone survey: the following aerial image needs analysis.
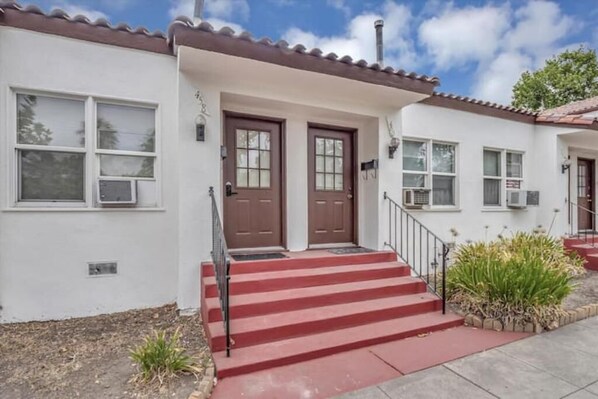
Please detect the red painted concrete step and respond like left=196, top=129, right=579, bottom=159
left=569, top=244, right=598, bottom=257
left=206, top=277, right=427, bottom=322
left=585, top=254, right=598, bottom=270
left=203, top=262, right=410, bottom=297
left=208, top=293, right=440, bottom=351
left=212, top=311, right=464, bottom=378
left=202, top=251, right=397, bottom=276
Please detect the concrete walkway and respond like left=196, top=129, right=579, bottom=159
left=338, top=316, right=598, bottom=399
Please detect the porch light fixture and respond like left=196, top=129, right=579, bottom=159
left=389, top=137, right=400, bottom=159
left=562, top=157, right=572, bottom=174
left=386, top=117, right=400, bottom=159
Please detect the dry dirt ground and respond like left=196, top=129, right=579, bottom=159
left=0, top=304, right=211, bottom=399
left=564, top=270, right=598, bottom=310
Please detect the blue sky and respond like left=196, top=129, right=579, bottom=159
left=24, top=0, right=598, bottom=105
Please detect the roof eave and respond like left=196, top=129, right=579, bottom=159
left=0, top=5, right=171, bottom=55
left=168, top=20, right=438, bottom=96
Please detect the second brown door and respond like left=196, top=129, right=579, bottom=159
left=578, top=158, right=595, bottom=231
left=308, top=126, right=355, bottom=245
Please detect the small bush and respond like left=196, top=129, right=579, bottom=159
left=130, top=328, right=198, bottom=385
left=447, top=233, right=578, bottom=327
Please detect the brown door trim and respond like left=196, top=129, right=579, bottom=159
left=223, top=111, right=287, bottom=249
left=307, top=123, right=358, bottom=245
left=577, top=158, right=595, bottom=231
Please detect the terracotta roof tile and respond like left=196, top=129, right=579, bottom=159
left=541, top=96, right=598, bottom=116
left=0, top=1, right=166, bottom=38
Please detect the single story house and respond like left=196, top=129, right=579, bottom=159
left=0, top=2, right=597, bottom=323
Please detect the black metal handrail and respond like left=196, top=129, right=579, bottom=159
left=383, top=192, right=448, bottom=314
left=209, top=187, right=231, bottom=357
left=569, top=201, right=597, bottom=248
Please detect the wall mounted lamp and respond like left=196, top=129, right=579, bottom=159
left=562, top=157, right=572, bottom=174
left=389, top=137, right=400, bottom=159
left=386, top=117, right=400, bottom=159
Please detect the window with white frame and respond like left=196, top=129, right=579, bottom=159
left=96, top=103, right=156, bottom=179
left=483, top=149, right=523, bottom=206
left=14, top=91, right=157, bottom=207
left=403, top=139, right=457, bottom=206
left=16, top=94, right=86, bottom=202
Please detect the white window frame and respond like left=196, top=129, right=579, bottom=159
left=403, top=137, right=459, bottom=208
left=8, top=87, right=161, bottom=210
left=483, top=147, right=525, bottom=208
left=94, top=100, right=158, bottom=182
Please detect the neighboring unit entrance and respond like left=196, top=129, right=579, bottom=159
left=578, top=158, right=595, bottom=231
left=308, top=126, right=355, bottom=245
left=223, top=115, right=283, bottom=249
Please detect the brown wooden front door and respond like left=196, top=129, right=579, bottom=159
left=224, top=115, right=283, bottom=249
left=578, top=158, right=595, bottom=231
left=308, top=126, right=355, bottom=245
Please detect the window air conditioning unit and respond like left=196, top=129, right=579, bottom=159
left=97, top=179, right=137, bottom=205
left=507, top=189, right=527, bottom=208
left=403, top=188, right=431, bottom=208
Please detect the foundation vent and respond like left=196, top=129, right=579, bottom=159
left=88, top=262, right=117, bottom=276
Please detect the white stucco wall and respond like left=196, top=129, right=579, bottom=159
left=0, top=27, right=179, bottom=322
left=396, top=103, right=569, bottom=244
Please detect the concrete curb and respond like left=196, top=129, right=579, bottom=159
left=188, top=366, right=215, bottom=399
left=463, top=303, right=598, bottom=334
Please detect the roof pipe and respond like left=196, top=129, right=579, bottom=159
left=375, top=19, right=384, bottom=66
left=194, top=0, right=204, bottom=24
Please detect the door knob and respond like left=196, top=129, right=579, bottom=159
left=347, top=194, right=353, bottom=199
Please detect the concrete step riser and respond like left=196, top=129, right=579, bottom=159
left=202, top=252, right=398, bottom=276
left=209, top=298, right=441, bottom=351
left=204, top=266, right=411, bottom=297
left=207, top=280, right=427, bottom=322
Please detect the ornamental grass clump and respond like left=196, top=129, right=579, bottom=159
left=130, top=328, right=199, bottom=385
left=447, top=232, right=579, bottom=328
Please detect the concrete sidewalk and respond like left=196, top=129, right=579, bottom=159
left=338, top=316, right=598, bottom=399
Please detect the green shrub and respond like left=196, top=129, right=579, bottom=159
left=447, top=233, right=577, bottom=327
left=500, top=233, right=586, bottom=277
left=130, top=328, right=198, bottom=385
left=452, top=232, right=585, bottom=278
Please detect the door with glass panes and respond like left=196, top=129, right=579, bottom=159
left=223, top=115, right=283, bottom=249
left=307, top=126, right=355, bottom=245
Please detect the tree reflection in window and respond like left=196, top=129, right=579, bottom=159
left=17, top=94, right=86, bottom=201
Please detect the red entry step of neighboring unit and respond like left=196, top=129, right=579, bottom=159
left=200, top=250, right=463, bottom=379
left=564, top=236, right=598, bottom=271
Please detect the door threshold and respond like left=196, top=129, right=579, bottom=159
left=308, top=243, right=357, bottom=250
left=229, top=246, right=286, bottom=255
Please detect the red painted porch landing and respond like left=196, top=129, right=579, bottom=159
left=564, top=237, right=598, bottom=270
left=201, top=250, right=463, bottom=379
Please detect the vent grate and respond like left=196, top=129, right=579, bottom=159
left=88, top=262, right=117, bottom=276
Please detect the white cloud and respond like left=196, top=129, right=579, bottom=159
left=327, top=0, right=351, bottom=18
left=474, top=1, right=575, bottom=104
left=418, top=4, right=510, bottom=70
left=51, top=2, right=107, bottom=20
left=418, top=1, right=576, bottom=105
left=504, top=0, right=574, bottom=63
left=99, top=0, right=137, bottom=11
left=284, top=1, right=418, bottom=70
left=169, top=0, right=194, bottom=18
left=205, top=0, right=249, bottom=21
left=471, top=52, right=532, bottom=103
